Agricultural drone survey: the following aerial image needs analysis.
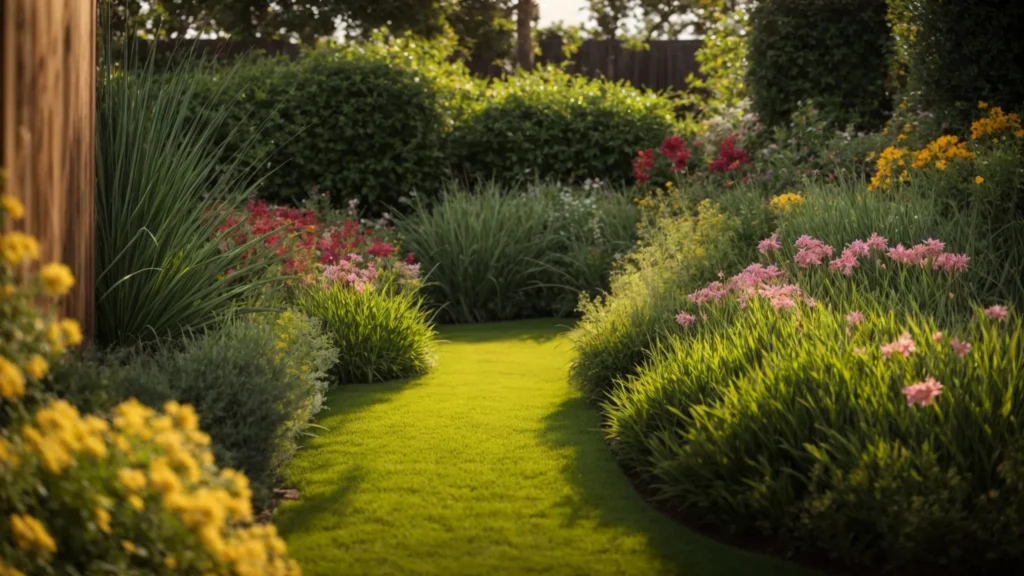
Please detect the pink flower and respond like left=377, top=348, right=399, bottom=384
left=758, top=234, right=782, bottom=255
left=902, top=376, right=944, bottom=407
left=866, top=233, right=889, bottom=252
left=887, top=244, right=920, bottom=265
left=793, top=236, right=833, bottom=268
left=688, top=281, right=729, bottom=306
left=845, top=239, right=871, bottom=258
left=675, top=312, right=697, bottom=328
left=934, top=253, right=970, bottom=275
left=846, top=311, right=864, bottom=326
left=984, top=305, right=1009, bottom=322
left=829, top=253, right=859, bottom=275
left=881, top=331, right=917, bottom=359
left=932, top=331, right=943, bottom=343
left=918, top=238, right=946, bottom=259
left=950, top=337, right=972, bottom=358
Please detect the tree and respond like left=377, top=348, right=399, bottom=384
left=516, top=0, right=535, bottom=70
left=585, top=0, right=750, bottom=41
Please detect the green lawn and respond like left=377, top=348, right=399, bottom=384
left=276, top=319, right=815, bottom=576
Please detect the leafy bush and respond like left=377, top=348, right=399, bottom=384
left=569, top=199, right=748, bottom=398
left=1, top=398, right=299, bottom=575
left=96, top=47, right=275, bottom=346
left=606, top=265, right=1024, bottom=570
left=448, top=67, right=676, bottom=186
left=396, top=182, right=638, bottom=323
left=908, top=0, right=1024, bottom=130
left=747, top=0, right=892, bottom=129
left=48, top=312, right=337, bottom=507
left=0, top=193, right=299, bottom=575
left=298, top=281, right=435, bottom=384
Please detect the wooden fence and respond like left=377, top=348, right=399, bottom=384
left=537, top=38, right=702, bottom=92
left=1, top=0, right=97, bottom=339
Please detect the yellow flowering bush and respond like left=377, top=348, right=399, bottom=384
left=1, top=179, right=81, bottom=407
left=868, top=146, right=911, bottom=191
left=0, top=398, right=299, bottom=575
left=910, top=135, right=975, bottom=170
left=768, top=192, right=806, bottom=214
left=971, top=103, right=1024, bottom=141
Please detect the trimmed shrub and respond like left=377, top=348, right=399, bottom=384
left=448, top=67, right=676, bottom=186
left=48, top=311, right=338, bottom=507
left=298, top=282, right=436, bottom=384
left=747, top=0, right=892, bottom=129
left=569, top=199, right=749, bottom=398
left=908, top=0, right=1024, bottom=130
left=190, top=48, right=450, bottom=209
left=395, top=182, right=639, bottom=323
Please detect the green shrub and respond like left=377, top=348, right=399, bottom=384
left=96, top=47, right=277, bottom=345
left=190, top=47, right=450, bottom=209
left=747, top=0, right=892, bottom=129
left=606, top=293, right=1024, bottom=571
left=448, top=67, right=676, bottom=186
left=396, top=182, right=638, bottom=323
left=298, top=282, right=436, bottom=384
left=908, top=0, right=1024, bottom=130
left=48, top=311, right=337, bottom=507
left=569, top=199, right=746, bottom=398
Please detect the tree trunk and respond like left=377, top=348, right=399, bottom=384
left=516, top=0, right=533, bottom=72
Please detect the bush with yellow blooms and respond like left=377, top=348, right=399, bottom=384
left=1, top=174, right=300, bottom=575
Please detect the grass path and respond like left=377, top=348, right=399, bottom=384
left=277, top=319, right=815, bottom=576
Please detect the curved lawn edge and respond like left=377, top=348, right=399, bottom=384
left=276, top=319, right=817, bottom=576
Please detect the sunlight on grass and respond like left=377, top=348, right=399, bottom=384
left=276, top=319, right=815, bottom=576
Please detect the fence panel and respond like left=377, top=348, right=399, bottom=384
left=1, top=0, right=96, bottom=339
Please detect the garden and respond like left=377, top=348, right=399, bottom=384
left=2, top=0, right=1023, bottom=574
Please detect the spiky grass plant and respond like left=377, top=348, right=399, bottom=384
left=95, top=35, right=276, bottom=345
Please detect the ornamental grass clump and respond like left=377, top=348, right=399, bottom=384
left=605, top=229, right=1024, bottom=571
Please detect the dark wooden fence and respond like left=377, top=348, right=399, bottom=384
left=143, top=36, right=702, bottom=93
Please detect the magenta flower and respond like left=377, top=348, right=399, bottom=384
left=881, top=331, right=917, bottom=359
left=950, top=337, right=972, bottom=358
left=846, top=310, right=865, bottom=327
left=985, top=305, right=1009, bottom=322
left=758, top=234, right=782, bottom=254
left=902, top=376, right=944, bottom=407
left=675, top=312, right=697, bottom=328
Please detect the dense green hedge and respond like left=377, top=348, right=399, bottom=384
left=908, top=0, right=1024, bottom=130
left=191, top=49, right=450, bottom=209
left=448, top=68, right=677, bottom=186
left=747, top=0, right=892, bottom=129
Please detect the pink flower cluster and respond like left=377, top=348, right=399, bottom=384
left=322, top=254, right=379, bottom=293
left=794, top=236, right=834, bottom=268
left=950, top=337, right=972, bottom=357
left=881, top=331, right=917, bottom=359
left=828, top=234, right=888, bottom=275
left=758, top=234, right=782, bottom=255
left=985, top=305, right=1009, bottom=322
left=902, top=376, right=944, bottom=407
left=885, top=238, right=969, bottom=275
left=687, top=263, right=809, bottom=312
left=675, top=312, right=697, bottom=328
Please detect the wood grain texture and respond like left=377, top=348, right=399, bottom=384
left=2, top=0, right=96, bottom=340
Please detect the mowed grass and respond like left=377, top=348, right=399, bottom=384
left=276, top=319, right=815, bottom=576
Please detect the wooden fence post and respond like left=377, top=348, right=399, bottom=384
left=1, top=0, right=97, bottom=341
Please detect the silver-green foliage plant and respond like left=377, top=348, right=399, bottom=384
left=95, top=41, right=275, bottom=345
left=298, top=280, right=436, bottom=385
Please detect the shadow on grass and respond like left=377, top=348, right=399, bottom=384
left=275, top=466, right=367, bottom=536
left=438, top=318, right=575, bottom=344
left=539, top=396, right=815, bottom=576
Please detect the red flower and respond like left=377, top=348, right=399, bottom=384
left=368, top=241, right=396, bottom=258
left=632, top=149, right=656, bottom=184
left=660, top=136, right=692, bottom=173
left=404, top=253, right=417, bottom=264
left=709, top=135, right=751, bottom=174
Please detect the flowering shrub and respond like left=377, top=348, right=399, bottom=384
left=603, top=228, right=1024, bottom=570
left=632, top=134, right=750, bottom=187
left=1, top=185, right=299, bottom=575
left=767, top=192, right=805, bottom=214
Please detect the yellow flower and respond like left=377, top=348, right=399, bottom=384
left=0, top=438, right=20, bottom=467
left=978, top=101, right=988, bottom=109
left=902, top=124, right=912, bottom=133
left=163, top=556, right=178, bottom=569
left=934, top=160, right=948, bottom=171
left=769, top=192, right=806, bottom=214
left=1016, top=129, right=1024, bottom=138
left=128, top=495, right=145, bottom=511
left=0, top=232, right=39, bottom=266
left=117, top=467, right=148, bottom=492
left=10, top=514, right=57, bottom=554
left=0, top=558, right=26, bottom=576
left=1, top=194, right=24, bottom=220
left=94, top=507, right=112, bottom=534
left=121, top=540, right=137, bottom=554
left=39, top=263, right=75, bottom=296
left=897, top=134, right=907, bottom=141
left=0, top=357, right=26, bottom=400
left=46, top=323, right=65, bottom=353
left=1, top=283, right=13, bottom=297
left=23, top=355, right=48, bottom=380
left=976, top=175, right=985, bottom=185
left=665, top=181, right=673, bottom=188
left=60, top=318, right=82, bottom=346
